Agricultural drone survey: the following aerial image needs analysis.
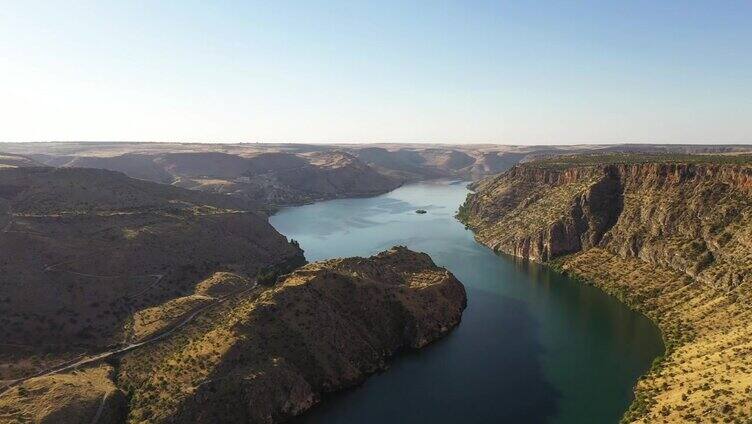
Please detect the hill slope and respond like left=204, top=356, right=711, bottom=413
left=171, top=151, right=401, bottom=208
left=8, top=143, right=752, bottom=208
left=0, top=247, right=466, bottom=423
left=0, top=166, right=304, bottom=378
left=31, top=150, right=401, bottom=209
left=460, top=154, right=752, bottom=423
left=0, top=153, right=42, bottom=168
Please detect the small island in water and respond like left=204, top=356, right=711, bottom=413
left=415, top=209, right=427, bottom=214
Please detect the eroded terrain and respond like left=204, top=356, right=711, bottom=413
left=461, top=153, right=752, bottom=423
left=0, top=164, right=465, bottom=423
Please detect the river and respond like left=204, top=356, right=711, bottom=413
left=270, top=180, right=663, bottom=424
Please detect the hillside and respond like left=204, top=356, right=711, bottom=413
left=27, top=149, right=402, bottom=210
left=460, top=154, right=752, bottom=423
left=62, top=154, right=176, bottom=183
left=0, top=247, right=466, bottom=423
left=171, top=151, right=401, bottom=208
left=0, top=166, right=304, bottom=385
left=9, top=143, right=750, bottom=206
left=0, top=153, right=42, bottom=168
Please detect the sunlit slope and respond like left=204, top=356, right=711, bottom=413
left=118, top=247, right=466, bottom=423
left=461, top=154, right=752, bottom=423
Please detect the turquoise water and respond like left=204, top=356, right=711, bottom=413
left=270, top=180, right=663, bottom=424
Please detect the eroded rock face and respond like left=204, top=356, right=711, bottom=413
left=461, top=161, right=752, bottom=290
left=118, top=246, right=467, bottom=423
left=460, top=164, right=623, bottom=261
left=460, top=156, right=752, bottom=422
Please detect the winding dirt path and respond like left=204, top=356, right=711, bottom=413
left=0, top=282, right=257, bottom=396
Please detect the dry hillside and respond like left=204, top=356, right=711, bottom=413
left=0, top=166, right=304, bottom=385
left=25, top=149, right=401, bottom=210
left=7, top=142, right=748, bottom=209
left=460, top=154, right=752, bottom=423
left=0, top=247, right=466, bottom=423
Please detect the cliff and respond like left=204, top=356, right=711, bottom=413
left=117, top=246, right=466, bottom=423
left=0, top=245, right=465, bottom=423
left=460, top=154, right=752, bottom=423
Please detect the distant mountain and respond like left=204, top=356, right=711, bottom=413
left=0, top=152, right=42, bottom=168
left=27, top=148, right=402, bottom=210
left=5, top=142, right=752, bottom=210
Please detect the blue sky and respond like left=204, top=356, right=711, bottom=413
left=0, top=0, right=750, bottom=144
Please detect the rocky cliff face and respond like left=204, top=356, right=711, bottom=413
left=462, top=161, right=752, bottom=290
left=117, top=246, right=466, bottom=423
left=0, top=242, right=465, bottom=423
left=460, top=155, right=752, bottom=423
left=460, top=164, right=622, bottom=261
left=598, top=163, right=752, bottom=291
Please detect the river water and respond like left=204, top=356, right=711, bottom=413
left=270, top=180, right=663, bottom=424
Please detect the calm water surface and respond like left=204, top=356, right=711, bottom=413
left=270, top=180, right=663, bottom=424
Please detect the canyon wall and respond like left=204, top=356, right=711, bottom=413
left=460, top=157, right=752, bottom=423
left=462, top=161, right=752, bottom=291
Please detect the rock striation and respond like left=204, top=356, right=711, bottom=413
left=460, top=154, right=752, bottom=423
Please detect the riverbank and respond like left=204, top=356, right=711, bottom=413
left=272, top=180, right=662, bottom=423
left=555, top=249, right=752, bottom=423
left=459, top=156, right=752, bottom=422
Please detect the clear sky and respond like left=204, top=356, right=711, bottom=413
left=1, top=1, right=750, bottom=144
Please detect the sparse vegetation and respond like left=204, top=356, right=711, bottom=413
left=529, top=153, right=752, bottom=169
left=462, top=155, right=752, bottom=423
left=0, top=166, right=304, bottom=421
left=117, top=247, right=466, bottom=423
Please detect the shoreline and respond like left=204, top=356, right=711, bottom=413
left=463, top=226, right=667, bottom=422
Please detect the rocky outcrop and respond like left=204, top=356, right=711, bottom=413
left=460, top=164, right=623, bottom=261
left=117, top=246, right=467, bottom=423
left=460, top=156, right=752, bottom=423
left=462, top=161, right=752, bottom=289
left=2, top=170, right=465, bottom=424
